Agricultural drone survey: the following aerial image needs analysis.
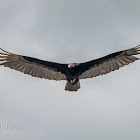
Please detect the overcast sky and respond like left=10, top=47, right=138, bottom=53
left=0, top=0, right=140, bottom=140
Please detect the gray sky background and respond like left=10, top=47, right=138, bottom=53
left=0, top=0, right=140, bottom=140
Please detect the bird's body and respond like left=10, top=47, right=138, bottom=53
left=0, top=46, right=140, bottom=91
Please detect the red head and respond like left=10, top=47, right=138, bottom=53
left=68, top=63, right=75, bottom=68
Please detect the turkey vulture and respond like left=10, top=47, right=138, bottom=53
left=0, top=46, right=140, bottom=91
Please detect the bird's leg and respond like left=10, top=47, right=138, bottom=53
left=70, top=79, right=76, bottom=84
left=70, top=78, right=79, bottom=85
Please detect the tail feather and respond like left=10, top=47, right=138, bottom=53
left=65, top=80, right=80, bottom=91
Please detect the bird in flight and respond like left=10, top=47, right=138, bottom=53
left=0, top=46, right=140, bottom=91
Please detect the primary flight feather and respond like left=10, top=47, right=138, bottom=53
left=0, top=45, right=140, bottom=91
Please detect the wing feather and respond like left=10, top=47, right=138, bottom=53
left=79, top=46, right=140, bottom=79
left=0, top=49, right=67, bottom=80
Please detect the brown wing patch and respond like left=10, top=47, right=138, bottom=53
left=79, top=46, right=140, bottom=79
left=0, top=49, right=66, bottom=80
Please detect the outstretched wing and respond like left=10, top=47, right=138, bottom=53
left=79, top=45, right=140, bottom=79
left=0, top=48, right=67, bottom=80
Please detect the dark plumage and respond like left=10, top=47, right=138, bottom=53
left=0, top=45, right=140, bottom=91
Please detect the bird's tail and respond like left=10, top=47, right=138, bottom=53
left=65, top=80, right=80, bottom=91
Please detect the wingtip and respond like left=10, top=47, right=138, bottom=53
left=134, top=45, right=140, bottom=49
left=0, top=48, right=10, bottom=54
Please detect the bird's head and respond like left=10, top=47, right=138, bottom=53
left=68, top=63, right=79, bottom=68
left=68, top=63, right=75, bottom=68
